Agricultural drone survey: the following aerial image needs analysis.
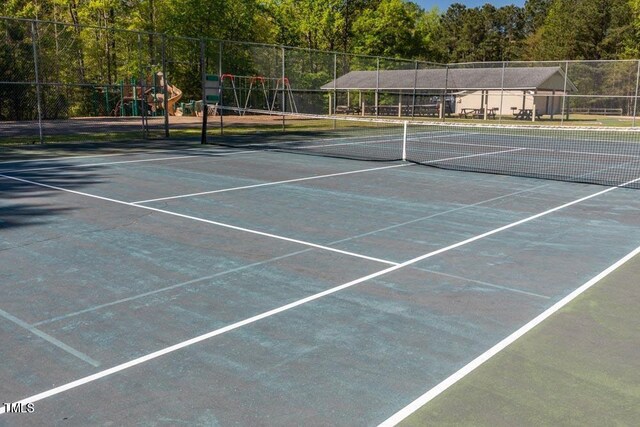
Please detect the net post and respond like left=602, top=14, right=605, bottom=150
left=31, top=20, right=44, bottom=144
left=633, top=60, right=640, bottom=128
left=402, top=121, right=408, bottom=161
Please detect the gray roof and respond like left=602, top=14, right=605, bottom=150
left=321, top=67, right=577, bottom=92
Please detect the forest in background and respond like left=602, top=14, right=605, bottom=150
left=3, top=0, right=640, bottom=63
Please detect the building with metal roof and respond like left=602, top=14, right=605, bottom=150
left=321, top=67, right=577, bottom=120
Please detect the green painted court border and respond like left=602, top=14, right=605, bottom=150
left=398, top=252, right=640, bottom=426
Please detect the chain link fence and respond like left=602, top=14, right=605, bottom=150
left=2, top=16, right=640, bottom=144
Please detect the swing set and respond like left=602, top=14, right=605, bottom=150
left=219, top=74, right=297, bottom=114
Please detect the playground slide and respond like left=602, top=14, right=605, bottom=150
left=166, top=84, right=182, bottom=116
left=154, top=72, right=182, bottom=116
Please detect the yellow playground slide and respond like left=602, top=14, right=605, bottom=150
left=153, top=72, right=183, bottom=116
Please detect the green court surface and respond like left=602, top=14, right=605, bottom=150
left=1, top=136, right=639, bottom=425
left=400, top=253, right=640, bottom=426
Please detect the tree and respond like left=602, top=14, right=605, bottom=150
left=525, top=0, right=633, bottom=60
left=523, top=0, right=553, bottom=34
left=351, top=0, right=438, bottom=59
left=433, top=3, right=526, bottom=62
left=623, top=0, right=640, bottom=57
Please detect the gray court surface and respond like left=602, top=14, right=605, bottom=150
left=1, top=141, right=639, bottom=425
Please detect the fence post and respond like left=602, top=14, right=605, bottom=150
left=137, top=33, right=148, bottom=139
left=561, top=61, right=569, bottom=125
left=200, top=38, right=207, bottom=144
left=161, top=34, right=169, bottom=137
left=411, top=60, right=418, bottom=119
left=219, top=40, right=223, bottom=135
left=441, top=65, right=449, bottom=122
left=375, top=57, right=380, bottom=117
left=633, top=60, right=640, bottom=128
left=31, top=20, right=44, bottom=144
left=333, top=52, right=337, bottom=128
left=281, top=46, right=286, bottom=131
left=498, top=62, right=506, bottom=124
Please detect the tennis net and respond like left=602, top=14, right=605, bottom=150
left=210, top=107, right=640, bottom=189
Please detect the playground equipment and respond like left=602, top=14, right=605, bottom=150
left=243, top=76, right=271, bottom=111
left=270, top=77, right=297, bottom=114
left=152, top=71, right=182, bottom=116
left=107, top=72, right=182, bottom=117
left=172, top=74, right=298, bottom=116
left=215, top=75, right=298, bottom=115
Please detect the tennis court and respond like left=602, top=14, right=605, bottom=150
left=1, top=121, right=640, bottom=424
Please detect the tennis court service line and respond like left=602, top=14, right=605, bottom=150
left=134, top=163, right=410, bottom=204
left=35, top=180, right=555, bottom=327
left=3, top=175, right=638, bottom=415
left=419, top=147, right=526, bottom=165
left=134, top=148, right=525, bottom=204
left=0, top=173, right=398, bottom=266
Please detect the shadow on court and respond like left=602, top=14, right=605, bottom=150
left=0, top=165, right=105, bottom=231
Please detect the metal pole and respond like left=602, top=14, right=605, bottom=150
left=281, top=47, right=286, bottom=131
left=31, top=21, right=44, bottom=144
left=375, top=57, right=379, bottom=117
left=333, top=52, right=337, bottom=129
left=219, top=41, right=223, bottom=135
left=411, top=61, right=418, bottom=119
left=442, top=65, right=449, bottom=122
left=161, top=34, right=169, bottom=137
left=137, top=33, right=148, bottom=139
left=402, top=121, right=407, bottom=161
left=633, top=60, right=640, bottom=128
left=200, top=39, right=207, bottom=144
left=499, top=62, right=505, bottom=124
left=561, top=61, right=569, bottom=125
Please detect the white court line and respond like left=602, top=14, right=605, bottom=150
left=36, top=180, right=554, bottom=326
left=2, top=174, right=637, bottom=414
left=419, top=147, right=526, bottom=165
left=379, top=242, right=640, bottom=427
left=3, top=150, right=258, bottom=174
left=8, top=155, right=202, bottom=173
left=0, top=308, right=100, bottom=367
left=0, top=174, right=397, bottom=267
left=411, top=267, right=550, bottom=300
left=135, top=148, right=524, bottom=204
left=0, top=151, right=146, bottom=165
left=135, top=163, right=409, bottom=204
left=130, top=204, right=397, bottom=265
left=32, top=250, right=311, bottom=327
left=0, top=145, right=242, bottom=166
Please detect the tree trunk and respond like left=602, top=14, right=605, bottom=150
left=68, top=0, right=86, bottom=82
